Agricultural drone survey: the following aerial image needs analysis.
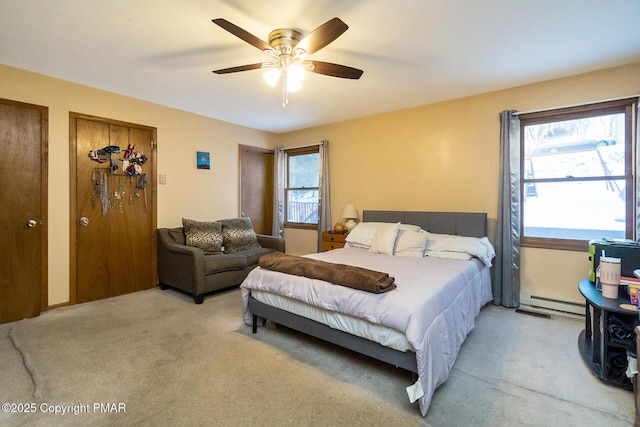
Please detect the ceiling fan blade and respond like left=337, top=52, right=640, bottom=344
left=212, top=63, right=264, bottom=74
left=296, top=17, right=348, bottom=56
left=212, top=18, right=271, bottom=53
left=307, top=61, right=363, bottom=79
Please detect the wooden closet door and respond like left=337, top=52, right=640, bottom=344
left=0, top=99, right=47, bottom=323
left=240, top=145, right=273, bottom=235
left=72, top=115, right=156, bottom=304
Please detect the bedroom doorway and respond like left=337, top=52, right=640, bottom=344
left=70, top=113, right=157, bottom=304
left=0, top=98, right=48, bottom=323
left=239, top=145, right=273, bottom=235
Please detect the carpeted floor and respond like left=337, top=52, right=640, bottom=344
left=0, top=287, right=635, bottom=426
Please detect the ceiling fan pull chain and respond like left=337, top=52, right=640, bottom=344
left=282, top=68, right=288, bottom=108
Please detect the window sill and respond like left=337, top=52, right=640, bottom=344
left=521, top=237, right=588, bottom=252
left=284, top=223, right=318, bottom=231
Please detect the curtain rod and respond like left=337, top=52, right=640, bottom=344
left=513, top=94, right=639, bottom=116
left=277, top=141, right=324, bottom=150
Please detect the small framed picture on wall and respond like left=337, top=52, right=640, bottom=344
left=197, top=151, right=210, bottom=169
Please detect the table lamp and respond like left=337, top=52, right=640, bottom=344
left=342, top=204, right=359, bottom=232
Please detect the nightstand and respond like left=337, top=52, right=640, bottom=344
left=322, top=231, right=347, bottom=252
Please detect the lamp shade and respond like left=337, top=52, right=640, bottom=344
left=342, top=204, right=358, bottom=219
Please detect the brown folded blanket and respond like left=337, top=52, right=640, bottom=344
left=258, top=251, right=396, bottom=294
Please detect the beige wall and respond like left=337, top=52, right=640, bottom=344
left=279, top=62, right=640, bottom=304
left=2, top=61, right=639, bottom=308
left=0, top=64, right=278, bottom=306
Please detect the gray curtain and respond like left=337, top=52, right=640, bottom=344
left=636, top=98, right=640, bottom=238
left=494, top=110, right=521, bottom=307
left=317, top=140, right=332, bottom=252
left=273, top=147, right=285, bottom=238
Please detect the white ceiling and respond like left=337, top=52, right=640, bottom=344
left=1, top=0, right=639, bottom=133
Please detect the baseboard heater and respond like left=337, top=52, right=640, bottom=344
left=519, top=293, right=584, bottom=316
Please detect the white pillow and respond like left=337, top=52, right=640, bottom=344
left=345, top=222, right=378, bottom=248
left=369, top=222, right=400, bottom=255
left=424, top=250, right=473, bottom=261
left=423, top=232, right=456, bottom=247
left=401, top=224, right=422, bottom=232
left=424, top=232, right=495, bottom=266
left=394, top=229, right=429, bottom=257
left=346, top=222, right=420, bottom=249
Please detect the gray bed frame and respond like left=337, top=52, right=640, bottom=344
left=248, top=210, right=488, bottom=375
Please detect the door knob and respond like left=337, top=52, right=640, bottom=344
left=79, top=217, right=89, bottom=227
left=27, top=219, right=38, bottom=228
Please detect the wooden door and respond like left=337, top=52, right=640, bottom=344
left=0, top=99, right=48, bottom=323
left=71, top=114, right=156, bottom=304
left=239, top=145, right=273, bottom=235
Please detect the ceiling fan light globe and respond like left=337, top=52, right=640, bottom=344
left=263, top=68, right=281, bottom=87
left=287, top=79, right=302, bottom=93
left=288, top=63, right=305, bottom=82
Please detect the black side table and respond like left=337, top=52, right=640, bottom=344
left=578, top=277, right=638, bottom=390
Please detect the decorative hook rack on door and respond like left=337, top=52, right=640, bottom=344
left=89, top=143, right=148, bottom=215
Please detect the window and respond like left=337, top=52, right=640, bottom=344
left=284, top=146, right=320, bottom=228
left=519, top=99, right=636, bottom=251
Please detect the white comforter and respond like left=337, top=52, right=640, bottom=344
left=240, top=247, right=493, bottom=416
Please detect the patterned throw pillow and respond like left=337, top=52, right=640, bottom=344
left=182, top=218, right=223, bottom=255
left=219, top=217, right=261, bottom=254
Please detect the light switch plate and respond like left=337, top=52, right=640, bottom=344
left=159, top=174, right=167, bottom=185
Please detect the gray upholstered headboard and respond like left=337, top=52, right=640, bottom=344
left=362, top=210, right=487, bottom=238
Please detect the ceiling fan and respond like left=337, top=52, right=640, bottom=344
left=212, top=17, right=364, bottom=107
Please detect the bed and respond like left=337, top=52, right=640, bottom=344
left=240, top=210, right=494, bottom=416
